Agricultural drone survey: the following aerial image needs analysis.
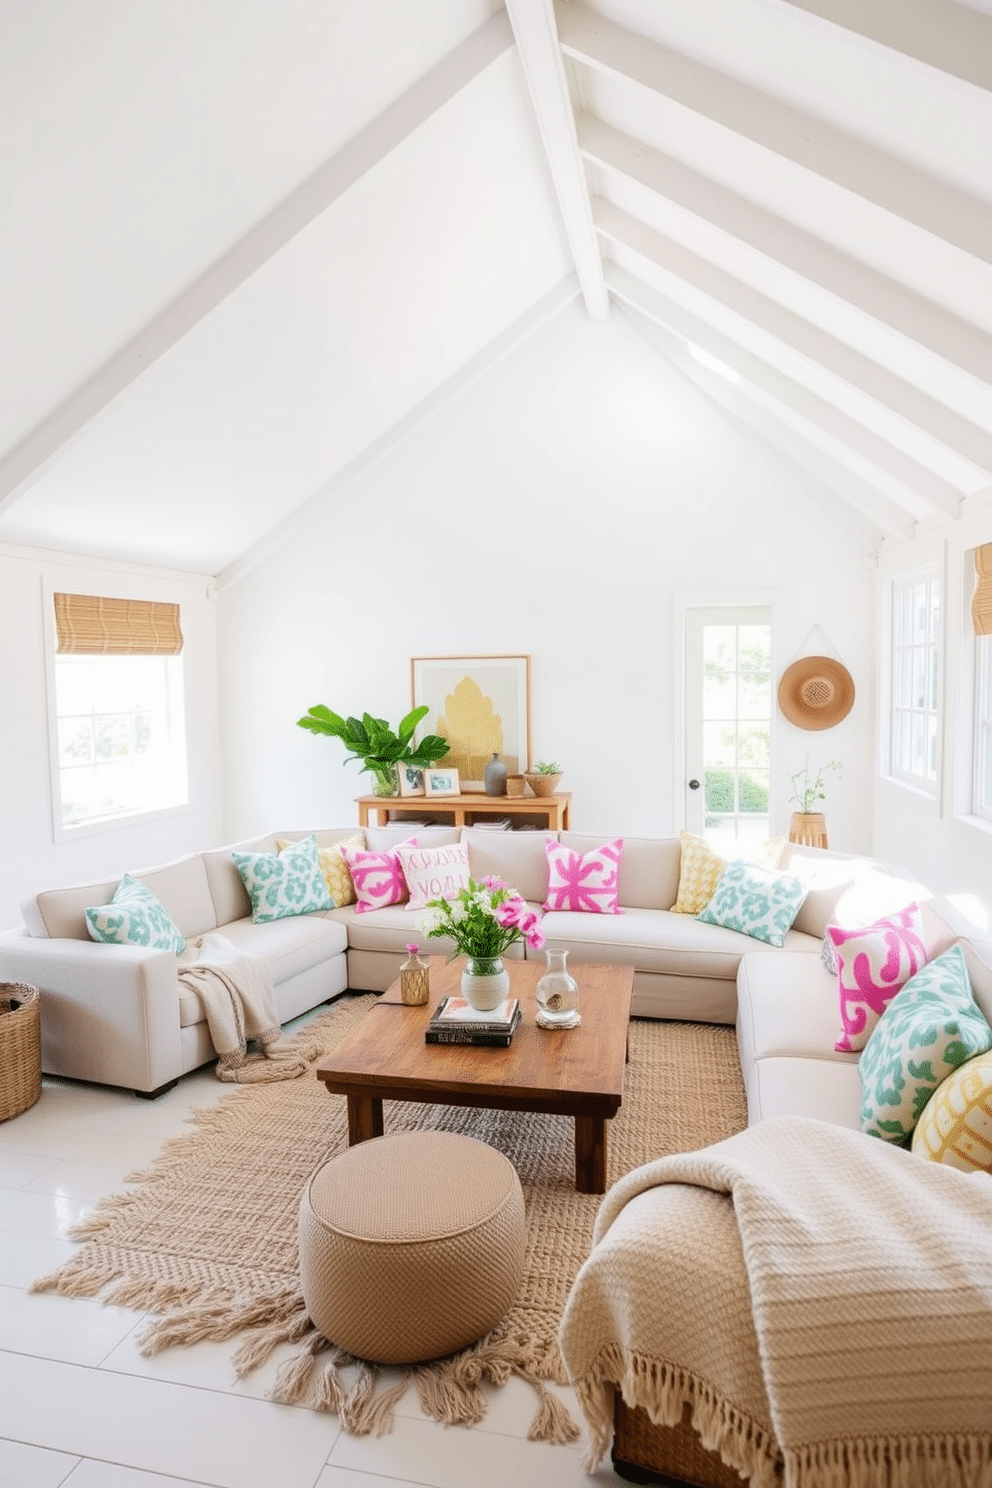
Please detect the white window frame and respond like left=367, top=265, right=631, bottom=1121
left=44, top=585, right=191, bottom=841
left=972, top=632, right=992, bottom=823
left=889, top=567, right=941, bottom=795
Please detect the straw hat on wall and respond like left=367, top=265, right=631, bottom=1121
left=777, top=655, right=855, bottom=730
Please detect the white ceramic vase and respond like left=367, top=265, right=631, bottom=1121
left=461, top=956, right=510, bottom=1011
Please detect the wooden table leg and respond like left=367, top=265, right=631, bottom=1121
left=348, top=1094, right=384, bottom=1145
left=574, top=1114, right=607, bottom=1194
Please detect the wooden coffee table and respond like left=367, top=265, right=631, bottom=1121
left=314, top=957, right=634, bottom=1194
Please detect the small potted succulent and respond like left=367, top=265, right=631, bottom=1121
left=523, top=759, right=562, bottom=798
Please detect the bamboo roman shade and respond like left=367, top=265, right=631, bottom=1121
left=972, top=545, right=992, bottom=637
left=54, top=593, right=184, bottom=655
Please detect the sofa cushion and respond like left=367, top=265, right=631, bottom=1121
left=202, top=835, right=275, bottom=928
left=336, top=902, right=527, bottom=959
left=828, top=904, right=929, bottom=1053
left=539, top=906, right=819, bottom=980
left=461, top=829, right=556, bottom=905
left=737, top=952, right=859, bottom=1069
left=277, top=833, right=364, bottom=907
left=696, top=861, right=807, bottom=947
left=559, top=833, right=680, bottom=911
left=30, top=854, right=217, bottom=942
left=340, top=838, right=418, bottom=913
left=365, top=825, right=462, bottom=851
left=746, top=1056, right=863, bottom=1129
left=859, top=945, right=992, bottom=1144
left=395, top=841, right=471, bottom=912
left=85, top=873, right=186, bottom=954
left=179, top=913, right=348, bottom=1027
left=544, top=837, right=623, bottom=914
left=781, top=847, right=877, bottom=939
left=911, top=1050, right=992, bottom=1173
left=232, top=836, right=334, bottom=923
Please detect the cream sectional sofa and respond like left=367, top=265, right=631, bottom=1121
left=0, top=820, right=975, bottom=1112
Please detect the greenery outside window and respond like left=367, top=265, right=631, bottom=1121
left=890, top=571, right=940, bottom=792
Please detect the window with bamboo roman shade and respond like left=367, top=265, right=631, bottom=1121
left=54, top=593, right=184, bottom=655
left=971, top=544, right=992, bottom=637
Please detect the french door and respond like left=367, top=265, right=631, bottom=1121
left=684, top=606, right=773, bottom=850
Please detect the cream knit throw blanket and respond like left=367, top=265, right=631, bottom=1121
left=177, top=933, right=312, bottom=1082
left=559, top=1116, right=992, bottom=1486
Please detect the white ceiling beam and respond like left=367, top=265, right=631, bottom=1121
left=504, top=0, right=609, bottom=319
left=627, top=310, right=913, bottom=543
left=0, top=13, right=515, bottom=517
left=579, top=115, right=992, bottom=385
left=777, top=0, right=992, bottom=93
left=596, top=199, right=992, bottom=475
left=606, top=264, right=964, bottom=519
left=558, top=2, right=992, bottom=265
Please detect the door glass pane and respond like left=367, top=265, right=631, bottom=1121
left=687, top=609, right=772, bottom=847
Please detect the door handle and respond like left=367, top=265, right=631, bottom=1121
left=688, top=779, right=701, bottom=790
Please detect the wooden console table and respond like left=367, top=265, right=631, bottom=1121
left=356, top=791, right=571, bottom=831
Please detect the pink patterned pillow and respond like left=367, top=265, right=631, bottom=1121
left=543, top=837, right=624, bottom=915
left=340, top=837, right=418, bottom=914
left=828, top=903, right=929, bottom=1052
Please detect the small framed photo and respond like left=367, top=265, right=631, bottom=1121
left=398, top=764, right=426, bottom=797
left=424, top=767, right=460, bottom=798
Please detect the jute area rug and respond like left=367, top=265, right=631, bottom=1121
left=33, top=992, right=746, bottom=1444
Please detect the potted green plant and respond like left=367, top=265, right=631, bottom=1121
left=788, top=755, right=842, bottom=848
left=523, top=759, right=562, bottom=798
left=296, top=704, right=449, bottom=797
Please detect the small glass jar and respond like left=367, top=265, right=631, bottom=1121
left=535, top=948, right=580, bottom=1028
left=399, top=943, right=430, bottom=1006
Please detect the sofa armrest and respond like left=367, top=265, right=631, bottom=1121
left=0, top=930, right=183, bottom=1093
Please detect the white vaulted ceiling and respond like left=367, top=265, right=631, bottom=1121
left=0, top=0, right=989, bottom=573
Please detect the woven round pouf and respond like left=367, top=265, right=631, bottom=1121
left=298, top=1130, right=525, bottom=1364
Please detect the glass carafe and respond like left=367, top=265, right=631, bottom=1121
left=535, top=948, right=580, bottom=1028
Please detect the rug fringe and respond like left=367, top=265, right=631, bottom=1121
left=138, top=1286, right=303, bottom=1356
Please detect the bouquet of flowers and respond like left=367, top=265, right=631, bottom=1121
left=420, top=876, right=545, bottom=961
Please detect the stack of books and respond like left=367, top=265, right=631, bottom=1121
left=425, top=996, right=521, bottom=1047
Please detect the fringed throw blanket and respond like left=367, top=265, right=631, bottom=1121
left=559, top=1115, right=992, bottom=1487
left=178, top=933, right=314, bottom=1082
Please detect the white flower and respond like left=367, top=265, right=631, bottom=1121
left=449, top=901, right=468, bottom=924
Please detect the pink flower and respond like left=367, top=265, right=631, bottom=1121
left=518, top=910, right=539, bottom=935
left=525, top=926, right=546, bottom=950
left=483, top=875, right=508, bottom=892
left=406, top=942, right=419, bottom=955
left=494, top=901, right=522, bottom=929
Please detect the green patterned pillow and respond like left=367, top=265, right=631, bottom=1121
left=85, top=872, right=186, bottom=953
left=232, top=835, right=334, bottom=924
left=859, top=944, right=992, bottom=1145
left=695, top=859, right=808, bottom=947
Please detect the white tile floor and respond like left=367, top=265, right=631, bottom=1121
left=0, top=1010, right=635, bottom=1488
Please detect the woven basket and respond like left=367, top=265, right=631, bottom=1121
left=0, top=983, right=42, bottom=1122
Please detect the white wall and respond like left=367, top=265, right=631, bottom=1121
left=875, top=504, right=992, bottom=932
left=217, top=303, right=875, bottom=853
left=0, top=546, right=222, bottom=930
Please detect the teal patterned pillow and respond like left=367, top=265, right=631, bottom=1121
left=859, top=944, right=992, bottom=1145
left=695, top=859, right=808, bottom=947
left=232, top=835, right=334, bottom=924
left=85, top=872, right=186, bottom=953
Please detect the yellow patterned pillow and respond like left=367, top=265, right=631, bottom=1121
left=276, top=834, right=364, bottom=908
left=670, top=832, right=788, bottom=914
left=911, top=1049, right=992, bottom=1173
left=671, top=832, right=727, bottom=914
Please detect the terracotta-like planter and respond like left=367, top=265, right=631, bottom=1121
left=524, top=771, right=562, bottom=798
left=789, top=811, right=828, bottom=849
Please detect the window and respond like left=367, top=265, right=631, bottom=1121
left=975, top=636, right=992, bottom=819
left=890, top=571, right=940, bottom=790
left=685, top=607, right=772, bottom=851
left=51, top=593, right=188, bottom=830
left=971, top=543, right=992, bottom=821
